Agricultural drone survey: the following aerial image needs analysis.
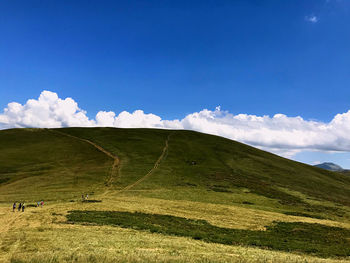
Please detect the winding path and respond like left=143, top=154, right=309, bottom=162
left=48, top=129, right=120, bottom=189
left=49, top=129, right=172, bottom=196
left=119, top=133, right=172, bottom=192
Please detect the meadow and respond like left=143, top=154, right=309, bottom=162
left=1, top=128, right=350, bottom=262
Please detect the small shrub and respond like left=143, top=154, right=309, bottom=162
left=283, top=211, right=326, bottom=220
left=209, top=186, right=233, bottom=193
left=52, top=212, right=63, bottom=216
left=0, top=178, right=10, bottom=184
left=82, top=199, right=102, bottom=203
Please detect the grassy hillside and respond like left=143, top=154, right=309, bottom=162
left=0, top=128, right=111, bottom=202
left=1, top=127, right=350, bottom=262
left=57, top=128, right=350, bottom=213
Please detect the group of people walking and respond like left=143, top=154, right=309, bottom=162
left=37, top=200, right=44, bottom=207
left=12, top=202, right=25, bottom=212
left=12, top=200, right=44, bottom=212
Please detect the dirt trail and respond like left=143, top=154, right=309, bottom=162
left=119, top=133, right=172, bottom=192
left=49, top=129, right=172, bottom=196
left=48, top=129, right=120, bottom=189
left=50, top=130, right=117, bottom=159
left=0, top=210, right=20, bottom=233
left=100, top=158, right=120, bottom=197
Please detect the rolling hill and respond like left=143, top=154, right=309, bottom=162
left=1, top=127, right=350, bottom=262
left=1, top=127, right=350, bottom=210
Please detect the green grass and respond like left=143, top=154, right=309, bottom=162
left=58, top=128, right=350, bottom=209
left=0, top=128, right=111, bottom=202
left=1, top=127, right=350, bottom=217
left=2, top=127, right=350, bottom=261
left=66, top=210, right=350, bottom=258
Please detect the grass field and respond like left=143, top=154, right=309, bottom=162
left=1, top=127, right=350, bottom=262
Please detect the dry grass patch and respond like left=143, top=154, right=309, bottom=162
left=1, top=195, right=350, bottom=262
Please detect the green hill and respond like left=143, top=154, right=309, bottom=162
left=1, top=128, right=350, bottom=212
left=1, top=127, right=350, bottom=262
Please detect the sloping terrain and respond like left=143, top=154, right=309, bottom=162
left=0, top=128, right=112, bottom=202
left=1, top=127, right=350, bottom=262
left=52, top=128, right=350, bottom=210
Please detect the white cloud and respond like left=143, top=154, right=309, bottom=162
left=305, top=15, right=319, bottom=23
left=95, top=111, right=116, bottom=127
left=113, top=110, right=164, bottom=128
left=1, top=90, right=350, bottom=158
left=0, top=91, right=94, bottom=129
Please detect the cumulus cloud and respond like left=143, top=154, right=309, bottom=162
left=1, top=90, right=350, bottom=158
left=0, top=91, right=94, bottom=129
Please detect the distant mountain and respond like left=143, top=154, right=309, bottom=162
left=314, top=162, right=344, bottom=171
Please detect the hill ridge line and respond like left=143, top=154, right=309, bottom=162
left=47, top=129, right=120, bottom=188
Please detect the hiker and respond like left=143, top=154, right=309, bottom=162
left=37, top=201, right=40, bottom=207
left=12, top=202, right=16, bottom=212
left=40, top=200, right=44, bottom=207
left=82, top=194, right=85, bottom=201
left=22, top=203, right=25, bottom=212
left=18, top=203, right=22, bottom=212
left=86, top=194, right=89, bottom=200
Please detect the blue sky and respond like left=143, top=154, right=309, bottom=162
left=1, top=1, right=350, bottom=167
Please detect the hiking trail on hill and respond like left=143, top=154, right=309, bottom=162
left=119, top=133, right=172, bottom=192
left=49, top=129, right=172, bottom=196
left=49, top=129, right=120, bottom=191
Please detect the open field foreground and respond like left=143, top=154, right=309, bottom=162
left=1, top=128, right=350, bottom=262
left=1, top=196, right=350, bottom=263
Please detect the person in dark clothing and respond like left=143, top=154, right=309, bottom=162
left=12, top=202, right=16, bottom=212
left=22, top=203, right=25, bottom=212
left=18, top=203, right=22, bottom=211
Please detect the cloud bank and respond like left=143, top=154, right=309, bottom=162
left=1, top=90, right=350, bottom=158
